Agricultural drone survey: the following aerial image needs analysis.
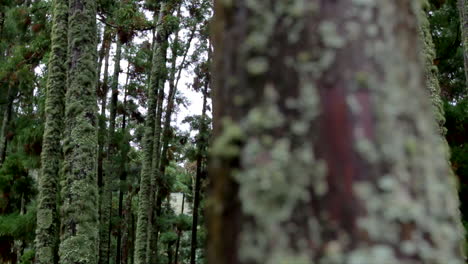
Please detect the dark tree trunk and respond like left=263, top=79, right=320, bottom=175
left=190, top=79, right=208, bottom=264
left=147, top=2, right=174, bottom=262
left=116, top=61, right=131, bottom=264
left=208, top=1, right=465, bottom=264
left=0, top=86, right=14, bottom=167
left=174, top=194, right=185, bottom=264
left=97, top=29, right=112, bottom=192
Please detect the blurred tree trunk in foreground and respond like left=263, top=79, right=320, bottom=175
left=209, top=0, right=465, bottom=263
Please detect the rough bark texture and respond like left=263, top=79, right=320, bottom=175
left=209, top=1, right=465, bottom=263
left=97, top=27, right=112, bottom=192
left=134, top=5, right=166, bottom=264
left=97, top=27, right=112, bottom=264
left=99, top=35, right=123, bottom=264
left=419, top=1, right=446, bottom=135
left=116, top=61, right=131, bottom=264
left=59, top=0, right=99, bottom=263
left=34, top=0, right=67, bottom=263
left=147, top=2, right=172, bottom=262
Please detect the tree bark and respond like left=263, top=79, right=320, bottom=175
left=133, top=4, right=166, bottom=264
left=419, top=2, right=446, bottom=135
left=458, top=0, right=468, bottom=86
left=190, top=76, right=208, bottom=264
left=59, top=0, right=99, bottom=263
left=0, top=86, right=14, bottom=167
left=34, top=0, right=67, bottom=263
left=147, top=2, right=173, bottom=262
left=209, top=1, right=465, bottom=263
left=116, top=61, right=131, bottom=264
left=97, top=27, right=112, bottom=191
left=99, top=33, right=123, bottom=264
left=174, top=194, right=185, bottom=264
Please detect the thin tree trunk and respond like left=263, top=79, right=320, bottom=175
left=134, top=5, right=166, bottom=264
left=121, top=188, right=134, bottom=264
left=97, top=25, right=112, bottom=90
left=459, top=0, right=468, bottom=85
left=147, top=2, right=173, bottom=262
left=99, top=33, right=123, bottom=264
left=59, top=0, right=99, bottom=263
left=174, top=194, right=184, bottom=264
left=419, top=4, right=446, bottom=135
left=97, top=31, right=114, bottom=264
left=190, top=79, right=208, bottom=264
left=0, top=86, right=14, bottom=167
left=34, top=0, right=67, bottom=263
left=116, top=61, right=131, bottom=264
left=97, top=31, right=112, bottom=192
left=209, top=1, right=464, bottom=263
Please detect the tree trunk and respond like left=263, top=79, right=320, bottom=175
left=121, top=189, right=134, bottom=264
left=419, top=3, right=446, bottom=135
left=0, top=86, right=13, bottom=167
left=96, top=29, right=112, bottom=264
left=147, top=2, right=173, bottom=262
left=99, top=33, right=123, bottom=264
left=190, top=78, right=208, bottom=264
left=97, top=27, right=112, bottom=191
left=97, top=25, right=112, bottom=90
left=116, top=61, right=131, bottom=264
left=458, top=0, right=468, bottom=85
left=209, top=1, right=465, bottom=264
left=134, top=4, right=166, bottom=264
left=34, top=0, right=67, bottom=263
left=59, top=0, right=99, bottom=263
left=174, top=194, right=185, bottom=264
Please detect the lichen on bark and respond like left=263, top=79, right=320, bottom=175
left=418, top=0, right=447, bottom=135
left=59, top=0, right=99, bottom=264
left=209, top=0, right=465, bottom=263
left=35, top=0, right=67, bottom=263
left=133, top=3, right=168, bottom=264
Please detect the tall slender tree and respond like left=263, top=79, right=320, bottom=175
left=134, top=4, right=166, bottom=264
left=0, top=86, right=14, bottom=166
left=147, top=1, right=173, bottom=261
left=458, top=0, right=468, bottom=84
left=59, top=0, right=99, bottom=264
left=99, top=33, right=123, bottom=264
left=190, top=68, right=208, bottom=264
left=34, top=0, right=68, bottom=263
left=209, top=0, right=464, bottom=263
left=420, top=1, right=446, bottom=135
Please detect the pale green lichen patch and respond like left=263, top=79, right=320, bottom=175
left=247, top=57, right=269, bottom=75
left=319, top=21, right=346, bottom=49
left=211, top=117, right=244, bottom=159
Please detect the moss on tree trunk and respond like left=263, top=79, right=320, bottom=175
left=59, top=0, right=99, bottom=263
left=34, top=0, right=67, bottom=263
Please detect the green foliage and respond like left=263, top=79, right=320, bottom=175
left=0, top=154, right=37, bottom=213
left=20, top=249, right=35, bottom=264
left=174, top=214, right=191, bottom=231
left=429, top=0, right=466, bottom=101
left=0, top=203, right=36, bottom=239
left=431, top=0, right=468, bottom=254
left=160, top=231, right=178, bottom=244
